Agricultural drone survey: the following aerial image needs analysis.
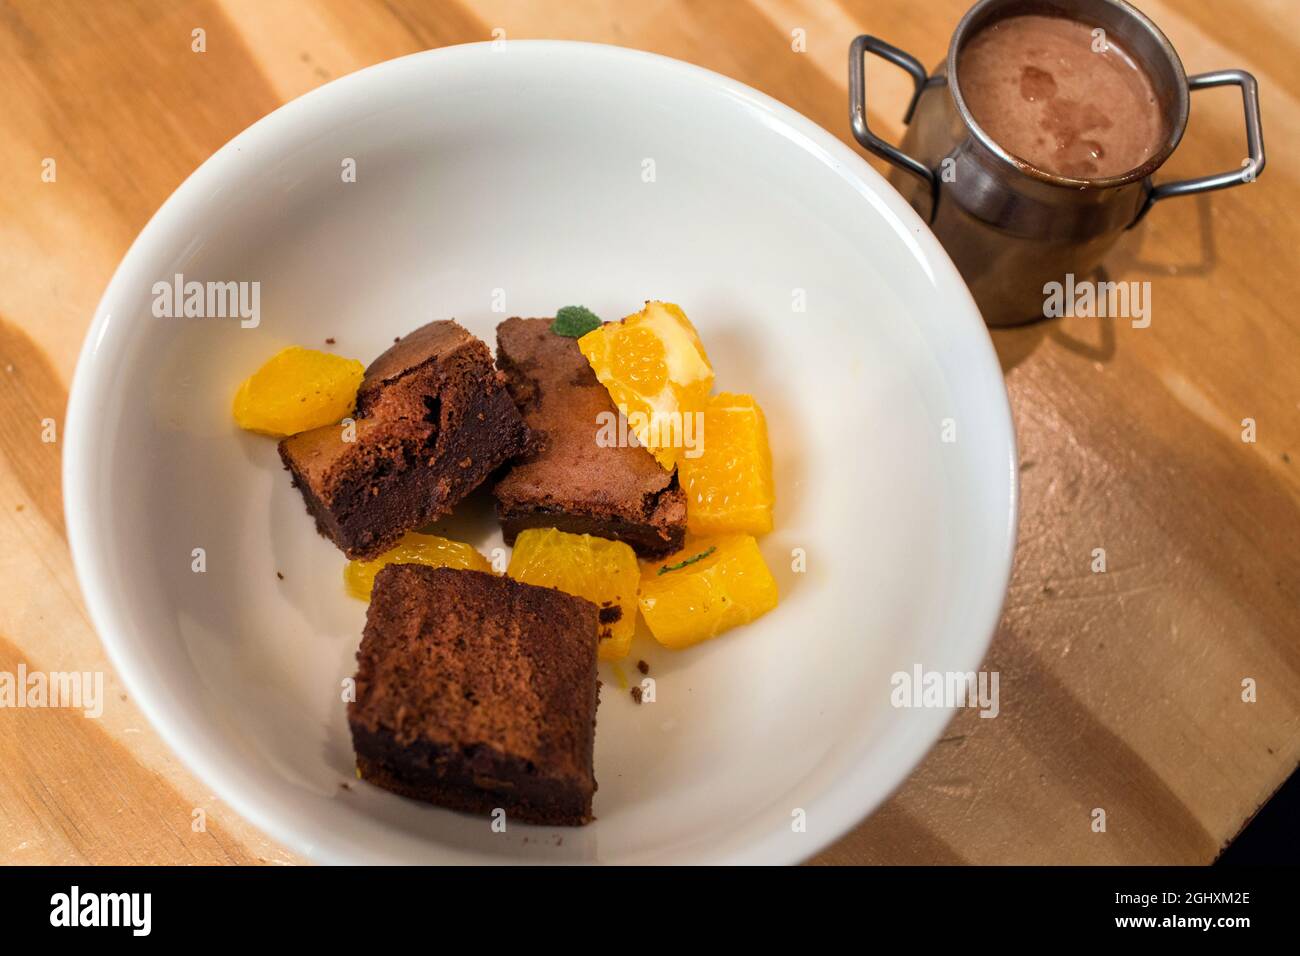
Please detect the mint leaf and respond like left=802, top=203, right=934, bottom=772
left=553, top=305, right=603, bottom=338
left=658, top=546, right=716, bottom=575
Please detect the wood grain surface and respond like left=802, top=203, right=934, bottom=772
left=1, top=0, right=1296, bottom=865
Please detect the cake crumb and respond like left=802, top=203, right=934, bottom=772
left=598, top=604, right=622, bottom=625
left=325, top=337, right=336, bottom=345
left=630, top=686, right=643, bottom=704
left=636, top=659, right=649, bottom=675
left=276, top=571, right=284, bottom=580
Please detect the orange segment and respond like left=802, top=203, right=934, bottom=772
left=233, top=346, right=364, bottom=437
left=507, top=528, right=640, bottom=661
left=345, top=532, right=492, bottom=600
left=578, top=301, right=713, bottom=470
left=610, top=325, right=669, bottom=395
left=638, top=535, right=778, bottom=649
left=681, top=393, right=774, bottom=536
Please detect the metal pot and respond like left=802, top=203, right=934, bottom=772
left=850, top=0, right=1265, bottom=326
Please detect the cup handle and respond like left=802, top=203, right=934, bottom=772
left=1135, top=69, right=1265, bottom=223
left=849, top=36, right=937, bottom=211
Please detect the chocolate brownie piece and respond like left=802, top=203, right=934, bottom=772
left=279, top=320, right=528, bottom=559
left=493, top=317, right=686, bottom=557
left=348, top=565, right=599, bottom=826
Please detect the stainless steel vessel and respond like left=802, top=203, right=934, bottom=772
left=850, top=0, right=1265, bottom=326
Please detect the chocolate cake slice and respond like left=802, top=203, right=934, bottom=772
left=348, top=565, right=599, bottom=826
left=279, top=320, right=528, bottom=560
left=493, top=317, right=686, bottom=557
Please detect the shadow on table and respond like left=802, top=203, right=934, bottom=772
left=989, top=279, right=1117, bottom=375
left=988, top=193, right=1217, bottom=376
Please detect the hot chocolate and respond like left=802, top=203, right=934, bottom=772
left=957, top=14, right=1163, bottom=179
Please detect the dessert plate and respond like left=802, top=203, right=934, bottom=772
left=64, top=41, right=1016, bottom=864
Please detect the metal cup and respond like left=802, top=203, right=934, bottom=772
left=850, top=0, right=1265, bottom=327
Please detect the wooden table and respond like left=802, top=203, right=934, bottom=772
left=1, top=0, right=1295, bottom=865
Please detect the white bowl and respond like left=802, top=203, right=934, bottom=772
left=65, top=41, right=1016, bottom=864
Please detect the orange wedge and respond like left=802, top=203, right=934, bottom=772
left=344, top=532, right=492, bottom=600
left=577, top=301, right=713, bottom=471
left=233, top=346, right=363, bottom=437
left=681, top=393, right=774, bottom=536
left=638, top=535, right=778, bottom=649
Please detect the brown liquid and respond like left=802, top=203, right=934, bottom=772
left=957, top=14, right=1163, bottom=179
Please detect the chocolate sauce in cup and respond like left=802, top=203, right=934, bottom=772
left=849, top=0, right=1265, bottom=326
left=958, top=14, right=1162, bottom=179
